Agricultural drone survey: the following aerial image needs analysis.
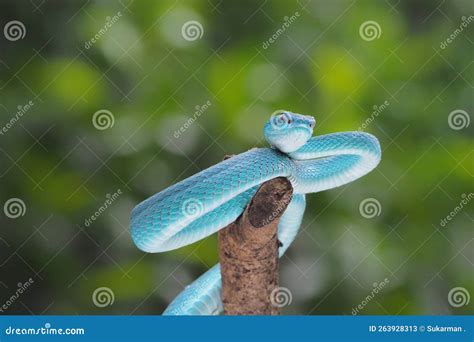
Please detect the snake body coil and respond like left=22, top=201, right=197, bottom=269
left=130, top=111, right=381, bottom=315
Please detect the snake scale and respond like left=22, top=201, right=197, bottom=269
left=130, top=111, right=381, bottom=315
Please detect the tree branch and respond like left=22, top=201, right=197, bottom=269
left=218, top=174, right=293, bottom=315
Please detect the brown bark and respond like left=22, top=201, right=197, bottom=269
left=218, top=175, right=293, bottom=315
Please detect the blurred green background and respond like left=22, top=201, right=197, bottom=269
left=0, top=0, right=472, bottom=315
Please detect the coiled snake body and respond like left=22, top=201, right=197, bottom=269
left=130, top=111, right=381, bottom=315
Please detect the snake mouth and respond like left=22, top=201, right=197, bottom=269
left=270, top=127, right=313, bottom=154
left=294, top=123, right=314, bottom=134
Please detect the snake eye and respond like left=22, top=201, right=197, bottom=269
left=281, top=114, right=292, bottom=124
left=278, top=114, right=291, bottom=124
left=271, top=110, right=292, bottom=128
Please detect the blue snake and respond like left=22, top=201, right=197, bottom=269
left=130, top=111, right=381, bottom=315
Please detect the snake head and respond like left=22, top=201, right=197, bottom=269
left=264, top=110, right=315, bottom=153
